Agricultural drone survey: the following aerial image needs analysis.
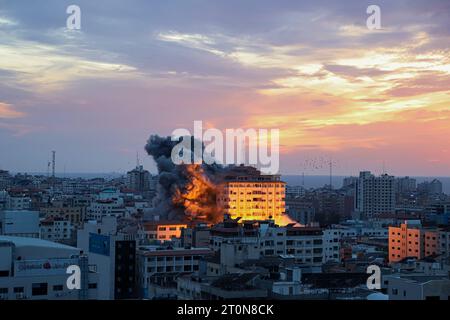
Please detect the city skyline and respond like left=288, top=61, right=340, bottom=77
left=1, top=0, right=450, bottom=175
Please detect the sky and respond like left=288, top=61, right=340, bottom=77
left=0, top=0, right=449, bottom=176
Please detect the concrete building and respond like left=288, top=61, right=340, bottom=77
left=418, top=179, right=443, bottom=195
left=87, top=198, right=125, bottom=221
left=285, top=186, right=306, bottom=198
left=181, top=223, right=211, bottom=248
left=210, top=219, right=340, bottom=265
left=217, top=166, right=286, bottom=223
left=285, top=198, right=315, bottom=225
left=137, top=246, right=213, bottom=299
left=141, top=221, right=188, bottom=243
left=0, top=210, right=40, bottom=238
left=40, top=217, right=73, bottom=243
left=126, top=165, right=151, bottom=192
left=41, top=206, right=86, bottom=227
left=0, top=170, right=12, bottom=190
left=395, top=177, right=417, bottom=194
left=6, top=195, right=32, bottom=210
left=385, top=274, right=450, bottom=300
left=0, top=236, right=98, bottom=300
left=388, top=221, right=441, bottom=263
left=356, top=171, right=395, bottom=218
left=77, top=216, right=137, bottom=300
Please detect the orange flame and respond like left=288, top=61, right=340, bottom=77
left=172, top=164, right=224, bottom=223
left=172, top=164, right=301, bottom=226
left=275, top=214, right=303, bottom=227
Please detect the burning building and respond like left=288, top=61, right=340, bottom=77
left=144, top=135, right=295, bottom=226
left=217, top=165, right=288, bottom=225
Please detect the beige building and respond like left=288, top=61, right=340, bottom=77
left=40, top=206, right=86, bottom=226
left=142, top=221, right=188, bottom=242
left=217, top=166, right=286, bottom=223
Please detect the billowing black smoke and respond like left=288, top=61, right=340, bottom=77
left=144, top=135, right=229, bottom=222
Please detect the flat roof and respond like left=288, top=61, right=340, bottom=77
left=0, top=236, right=77, bottom=250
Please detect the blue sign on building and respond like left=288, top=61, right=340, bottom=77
left=89, top=233, right=110, bottom=256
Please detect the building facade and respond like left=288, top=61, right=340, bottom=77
left=217, top=166, right=286, bottom=223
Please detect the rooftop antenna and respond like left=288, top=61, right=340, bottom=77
left=136, top=151, right=140, bottom=168
left=52, top=151, right=56, bottom=178
left=382, top=161, right=386, bottom=175
left=47, top=161, right=51, bottom=178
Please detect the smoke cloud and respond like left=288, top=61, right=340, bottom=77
left=144, top=135, right=229, bottom=222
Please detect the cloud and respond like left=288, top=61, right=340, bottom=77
left=0, top=102, right=24, bottom=118
left=384, top=71, right=450, bottom=97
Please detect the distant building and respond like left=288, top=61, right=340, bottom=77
left=0, top=210, right=40, bottom=238
left=343, top=177, right=358, bottom=188
left=356, top=171, right=395, bottom=218
left=40, top=217, right=73, bottom=243
left=285, top=198, right=315, bottom=225
left=0, top=236, right=98, bottom=300
left=285, top=186, right=306, bottom=198
left=0, top=170, right=12, bottom=190
left=0, top=191, right=8, bottom=210
left=6, top=195, right=32, bottom=210
left=418, top=179, right=443, bottom=195
left=40, top=206, right=86, bottom=227
left=87, top=189, right=125, bottom=221
left=395, top=177, right=417, bottom=194
left=126, top=165, right=151, bottom=192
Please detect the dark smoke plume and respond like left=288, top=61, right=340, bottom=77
left=144, top=135, right=229, bottom=222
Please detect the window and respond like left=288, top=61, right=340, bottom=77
left=0, top=288, right=8, bottom=294
left=88, top=283, right=98, bottom=289
left=32, top=283, right=48, bottom=296
left=13, top=287, right=24, bottom=293
left=53, top=285, right=64, bottom=292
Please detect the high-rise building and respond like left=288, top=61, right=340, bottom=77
left=217, top=166, right=286, bottom=223
left=356, top=171, right=395, bottom=218
left=126, top=165, right=151, bottom=192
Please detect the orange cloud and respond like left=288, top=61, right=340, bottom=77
left=0, top=102, right=24, bottom=118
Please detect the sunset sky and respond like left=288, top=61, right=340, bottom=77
left=0, top=0, right=449, bottom=176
